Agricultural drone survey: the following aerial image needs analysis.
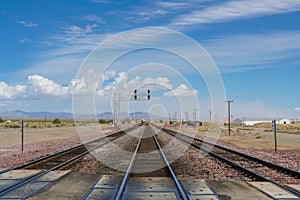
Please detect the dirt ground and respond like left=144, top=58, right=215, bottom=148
left=229, top=127, right=298, bottom=150
left=0, top=123, right=113, bottom=150
left=2, top=120, right=299, bottom=152
left=166, top=122, right=300, bottom=150
left=164, top=123, right=300, bottom=171
left=0, top=122, right=117, bottom=168
left=219, top=127, right=300, bottom=150
left=0, top=126, right=78, bottom=150
left=0, top=121, right=299, bottom=169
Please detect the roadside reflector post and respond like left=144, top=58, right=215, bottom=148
left=272, top=120, right=277, bottom=153
left=19, top=120, right=24, bottom=153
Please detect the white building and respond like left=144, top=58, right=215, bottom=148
left=243, top=120, right=269, bottom=126
left=278, top=119, right=291, bottom=124
left=233, top=118, right=243, bottom=126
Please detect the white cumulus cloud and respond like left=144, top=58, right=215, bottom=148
left=70, top=70, right=116, bottom=95
left=28, top=75, right=68, bottom=97
left=110, top=72, right=173, bottom=94
left=0, top=72, right=196, bottom=107
left=86, top=71, right=175, bottom=97
left=69, top=78, right=88, bottom=95
left=0, top=82, right=27, bottom=99
left=101, top=70, right=116, bottom=81
left=164, top=84, right=197, bottom=97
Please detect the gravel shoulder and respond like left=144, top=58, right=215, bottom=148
left=1, top=123, right=299, bottom=178
left=166, top=125, right=300, bottom=171
left=0, top=124, right=114, bottom=168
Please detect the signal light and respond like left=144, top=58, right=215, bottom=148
left=134, top=90, right=137, bottom=100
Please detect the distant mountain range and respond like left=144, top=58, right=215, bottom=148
left=97, top=111, right=152, bottom=120
left=0, top=110, right=73, bottom=119
left=0, top=110, right=161, bottom=120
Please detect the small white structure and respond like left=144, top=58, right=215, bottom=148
left=243, top=120, right=269, bottom=126
left=233, top=118, right=243, bottom=126
left=278, top=118, right=291, bottom=125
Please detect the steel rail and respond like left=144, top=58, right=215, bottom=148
left=0, top=125, right=138, bottom=175
left=150, top=127, right=188, bottom=200
left=161, top=126, right=300, bottom=178
left=156, top=125, right=300, bottom=197
left=0, top=125, right=140, bottom=197
left=115, top=126, right=189, bottom=200
left=0, top=137, right=116, bottom=197
left=115, top=132, right=143, bottom=200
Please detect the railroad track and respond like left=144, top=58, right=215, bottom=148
left=153, top=124, right=300, bottom=198
left=0, top=125, right=140, bottom=198
left=84, top=125, right=190, bottom=200
left=115, top=125, right=188, bottom=200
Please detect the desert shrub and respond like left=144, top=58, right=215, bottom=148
left=264, top=128, right=272, bottom=132
left=0, top=118, right=4, bottom=123
left=52, top=118, right=61, bottom=124
left=98, top=119, right=113, bottom=124
left=9, top=124, right=19, bottom=128
left=99, top=119, right=106, bottom=124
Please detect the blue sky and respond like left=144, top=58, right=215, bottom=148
left=0, top=0, right=300, bottom=119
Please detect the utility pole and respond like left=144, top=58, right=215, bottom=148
left=225, top=100, right=233, bottom=136
left=184, top=112, right=189, bottom=122
left=113, top=93, right=121, bottom=127
left=44, top=114, right=47, bottom=127
left=193, top=108, right=198, bottom=129
left=174, top=112, right=177, bottom=121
